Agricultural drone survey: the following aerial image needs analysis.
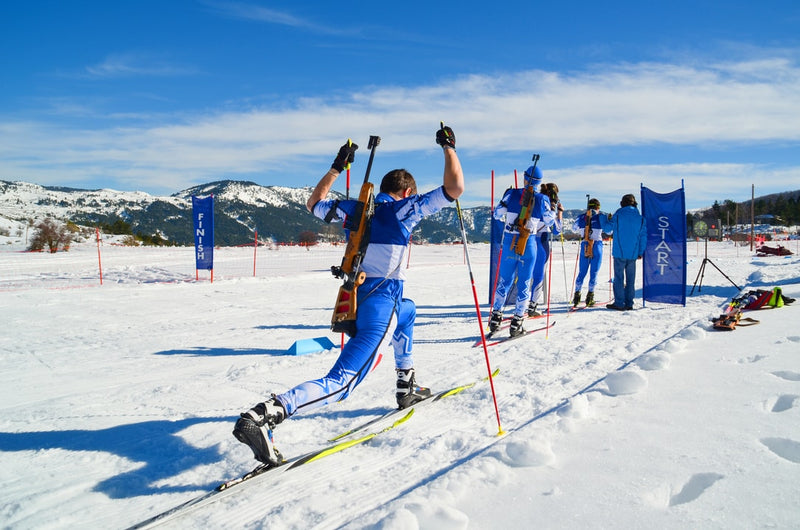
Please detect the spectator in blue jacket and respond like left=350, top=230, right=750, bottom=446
left=600, top=193, right=647, bottom=310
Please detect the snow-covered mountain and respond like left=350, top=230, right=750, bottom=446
left=0, top=180, right=494, bottom=246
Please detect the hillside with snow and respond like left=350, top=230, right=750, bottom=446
left=0, top=180, right=493, bottom=246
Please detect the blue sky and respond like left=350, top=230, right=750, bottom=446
left=1, top=1, right=799, bottom=211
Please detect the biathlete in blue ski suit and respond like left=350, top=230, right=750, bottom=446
left=571, top=198, right=607, bottom=307
left=233, top=124, right=464, bottom=466
left=599, top=193, right=647, bottom=310
left=488, top=165, right=554, bottom=337
left=527, top=183, right=562, bottom=316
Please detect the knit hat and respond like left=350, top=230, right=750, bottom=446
left=588, top=198, right=600, bottom=210
left=524, top=165, right=542, bottom=186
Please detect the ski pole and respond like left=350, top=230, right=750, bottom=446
left=546, top=232, right=554, bottom=338
left=608, top=237, right=613, bottom=302
left=455, top=199, right=504, bottom=436
left=569, top=241, right=580, bottom=315
left=345, top=140, right=352, bottom=199
left=341, top=140, right=353, bottom=347
left=489, top=230, right=504, bottom=311
left=561, top=233, right=568, bottom=302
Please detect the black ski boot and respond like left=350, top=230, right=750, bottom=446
left=572, top=291, right=581, bottom=308
left=396, top=368, right=431, bottom=409
left=233, top=396, right=286, bottom=466
left=527, top=301, right=541, bottom=317
left=586, top=291, right=595, bottom=307
left=509, top=314, right=525, bottom=337
left=488, top=310, right=503, bottom=333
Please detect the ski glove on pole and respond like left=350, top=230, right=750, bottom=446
left=331, top=141, right=358, bottom=172
left=436, top=123, right=456, bottom=150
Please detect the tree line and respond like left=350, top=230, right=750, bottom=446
left=691, top=190, right=800, bottom=230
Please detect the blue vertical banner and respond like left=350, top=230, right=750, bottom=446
left=641, top=185, right=686, bottom=305
left=192, top=195, right=214, bottom=271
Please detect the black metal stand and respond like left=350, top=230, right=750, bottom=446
left=690, top=237, right=741, bottom=294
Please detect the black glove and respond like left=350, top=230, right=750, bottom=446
left=436, top=122, right=456, bottom=150
left=331, top=140, right=358, bottom=172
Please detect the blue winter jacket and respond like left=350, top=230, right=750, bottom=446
left=600, top=205, right=647, bottom=260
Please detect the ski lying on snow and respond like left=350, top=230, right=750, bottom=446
left=127, top=370, right=498, bottom=530
left=474, top=321, right=556, bottom=347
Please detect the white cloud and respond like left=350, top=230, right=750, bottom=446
left=201, top=1, right=349, bottom=36
left=83, top=53, right=197, bottom=78
left=1, top=55, right=799, bottom=207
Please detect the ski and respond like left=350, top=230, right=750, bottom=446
left=475, top=321, right=556, bottom=347
left=127, top=410, right=412, bottom=530
left=478, top=312, right=547, bottom=341
left=568, top=301, right=608, bottom=313
left=127, top=370, right=497, bottom=529
left=330, top=368, right=500, bottom=443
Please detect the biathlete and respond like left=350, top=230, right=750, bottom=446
left=233, top=124, right=465, bottom=466
left=488, top=165, right=554, bottom=337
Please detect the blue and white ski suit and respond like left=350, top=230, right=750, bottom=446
left=491, top=188, right=551, bottom=317
left=572, top=209, right=606, bottom=293
left=275, top=186, right=455, bottom=417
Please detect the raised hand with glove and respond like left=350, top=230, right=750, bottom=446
left=436, top=122, right=456, bottom=150
left=331, top=140, right=358, bottom=173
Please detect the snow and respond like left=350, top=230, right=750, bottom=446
left=1, top=239, right=799, bottom=529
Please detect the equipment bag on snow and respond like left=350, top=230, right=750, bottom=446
left=711, top=309, right=759, bottom=331
left=729, top=288, right=795, bottom=311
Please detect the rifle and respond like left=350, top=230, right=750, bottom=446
left=330, top=135, right=380, bottom=337
left=583, top=195, right=594, bottom=259
left=511, top=153, right=540, bottom=256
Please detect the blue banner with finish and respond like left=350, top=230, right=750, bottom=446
left=192, top=195, right=214, bottom=270
left=641, top=186, right=686, bottom=305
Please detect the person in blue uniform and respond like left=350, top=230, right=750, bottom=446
left=600, top=193, right=647, bottom=310
left=527, top=182, right=562, bottom=316
left=571, top=198, right=607, bottom=307
left=488, top=166, right=554, bottom=337
left=232, top=125, right=464, bottom=466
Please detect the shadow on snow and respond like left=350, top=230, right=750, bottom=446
left=0, top=416, right=235, bottom=498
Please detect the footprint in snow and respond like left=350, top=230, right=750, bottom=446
left=678, top=325, right=706, bottom=341
left=636, top=351, right=670, bottom=371
left=765, top=394, right=799, bottom=413
left=761, top=438, right=800, bottom=464
left=660, top=337, right=686, bottom=354
left=602, top=371, right=647, bottom=396
left=772, top=371, right=800, bottom=382
left=739, top=354, right=767, bottom=363
left=386, top=501, right=469, bottom=529
left=557, top=394, right=591, bottom=420
left=785, top=336, right=800, bottom=343
left=668, top=472, right=724, bottom=507
left=495, top=437, right=556, bottom=468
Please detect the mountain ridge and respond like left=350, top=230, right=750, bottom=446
left=0, top=179, right=494, bottom=245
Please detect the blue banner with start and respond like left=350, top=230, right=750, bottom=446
left=641, top=185, right=686, bottom=305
